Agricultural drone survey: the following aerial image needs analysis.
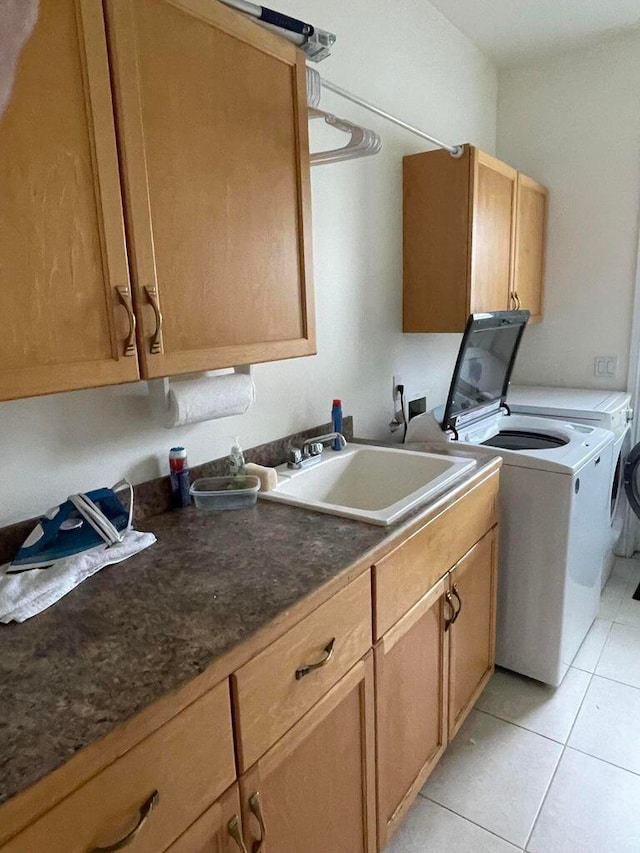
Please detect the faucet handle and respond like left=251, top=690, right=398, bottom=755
left=307, top=442, right=324, bottom=457
left=287, top=447, right=303, bottom=466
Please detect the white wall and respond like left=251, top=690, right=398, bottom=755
left=497, top=30, right=640, bottom=389
left=0, top=0, right=497, bottom=527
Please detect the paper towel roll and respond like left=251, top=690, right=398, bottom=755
left=165, top=373, right=255, bottom=427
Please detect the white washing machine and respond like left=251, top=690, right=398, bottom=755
left=508, top=386, right=634, bottom=578
left=406, top=312, right=615, bottom=687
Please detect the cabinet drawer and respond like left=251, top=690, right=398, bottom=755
left=232, top=570, right=372, bottom=771
left=164, top=784, right=244, bottom=853
left=3, top=680, right=235, bottom=853
left=373, top=472, right=498, bottom=638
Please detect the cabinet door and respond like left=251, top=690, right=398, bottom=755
left=513, top=174, right=547, bottom=323
left=375, top=578, right=449, bottom=849
left=166, top=784, right=246, bottom=853
left=0, top=0, right=139, bottom=401
left=105, top=0, right=315, bottom=379
left=470, top=151, right=517, bottom=314
left=239, top=655, right=376, bottom=853
left=402, top=146, right=473, bottom=333
left=448, top=528, right=498, bottom=739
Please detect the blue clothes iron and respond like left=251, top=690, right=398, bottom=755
left=8, top=480, right=134, bottom=573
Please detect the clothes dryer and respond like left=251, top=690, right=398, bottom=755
left=406, top=312, right=615, bottom=686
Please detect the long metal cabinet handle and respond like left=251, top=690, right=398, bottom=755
left=143, top=286, right=163, bottom=354
left=295, top=637, right=335, bottom=680
left=88, top=790, right=159, bottom=852
left=444, top=590, right=455, bottom=631
left=249, top=792, right=267, bottom=852
left=115, top=287, right=137, bottom=357
left=451, top=583, right=462, bottom=624
left=228, top=815, right=249, bottom=852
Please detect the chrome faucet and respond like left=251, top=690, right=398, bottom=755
left=287, top=432, right=347, bottom=469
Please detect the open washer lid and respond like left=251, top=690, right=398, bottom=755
left=442, top=311, right=530, bottom=436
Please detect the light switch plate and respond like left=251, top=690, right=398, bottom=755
left=594, top=356, right=617, bottom=378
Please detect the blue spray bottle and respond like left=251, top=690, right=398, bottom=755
left=331, top=399, right=343, bottom=450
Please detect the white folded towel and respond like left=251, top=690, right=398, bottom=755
left=0, top=529, right=156, bottom=624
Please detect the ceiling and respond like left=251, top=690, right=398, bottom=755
left=427, top=0, right=640, bottom=66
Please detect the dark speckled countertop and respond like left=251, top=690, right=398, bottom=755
left=0, top=440, right=496, bottom=808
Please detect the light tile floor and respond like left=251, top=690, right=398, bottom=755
left=387, top=556, right=640, bottom=853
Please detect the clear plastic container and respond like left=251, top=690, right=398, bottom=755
left=189, top=476, right=260, bottom=510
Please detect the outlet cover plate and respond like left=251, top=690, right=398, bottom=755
left=594, top=356, right=617, bottom=378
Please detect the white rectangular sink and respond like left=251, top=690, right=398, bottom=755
left=259, top=444, right=476, bottom=526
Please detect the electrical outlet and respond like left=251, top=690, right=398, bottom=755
left=392, top=374, right=403, bottom=403
left=407, top=387, right=429, bottom=410
left=594, top=356, right=617, bottom=379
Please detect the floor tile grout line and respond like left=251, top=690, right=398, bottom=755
left=426, top=708, right=566, bottom=851
left=521, top=738, right=568, bottom=852
left=525, top=574, right=638, bottom=850
left=520, top=562, right=638, bottom=851
left=418, top=794, right=524, bottom=850
left=471, top=707, right=566, bottom=746
left=523, top=663, right=597, bottom=852
left=564, top=743, right=640, bottom=780
left=589, top=617, right=616, bottom=675
left=590, top=669, right=640, bottom=690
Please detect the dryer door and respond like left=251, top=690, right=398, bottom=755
left=623, top=442, right=640, bottom=519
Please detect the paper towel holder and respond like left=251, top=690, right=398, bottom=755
left=147, top=365, right=254, bottom=428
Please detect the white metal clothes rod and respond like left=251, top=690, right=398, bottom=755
left=319, top=78, right=464, bottom=158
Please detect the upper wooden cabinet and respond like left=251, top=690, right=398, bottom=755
left=471, top=152, right=517, bottom=317
left=0, top=0, right=140, bottom=402
left=0, top=0, right=314, bottom=403
left=105, top=0, right=315, bottom=379
left=403, top=145, right=547, bottom=333
left=513, top=174, right=547, bottom=323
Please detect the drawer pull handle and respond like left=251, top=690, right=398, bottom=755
left=249, top=792, right=267, bottom=852
left=116, top=286, right=136, bottom=357
left=451, top=583, right=462, bottom=624
left=88, top=790, right=159, bottom=852
left=444, top=590, right=455, bottom=631
left=228, top=815, right=249, bottom=852
left=295, top=637, right=335, bottom=680
left=143, top=286, right=163, bottom=354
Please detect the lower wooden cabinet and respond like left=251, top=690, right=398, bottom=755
left=375, top=526, right=498, bottom=850
left=448, top=529, right=498, bottom=738
left=165, top=784, right=246, bottom=853
left=0, top=470, right=501, bottom=853
left=2, top=681, right=236, bottom=853
left=375, top=578, right=449, bottom=849
left=239, top=654, right=377, bottom=853
left=232, top=571, right=372, bottom=772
